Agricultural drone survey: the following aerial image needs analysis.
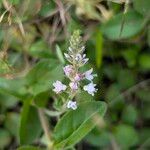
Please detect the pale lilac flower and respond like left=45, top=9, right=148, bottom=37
left=83, top=82, right=98, bottom=96
left=84, top=68, right=97, bottom=81
left=53, top=80, right=67, bottom=93
left=74, top=73, right=82, bottom=81
left=67, top=100, right=77, bottom=110
left=69, top=82, right=78, bottom=90
left=63, top=65, right=73, bottom=77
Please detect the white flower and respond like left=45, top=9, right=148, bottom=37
left=63, top=65, right=73, bottom=77
left=53, top=80, right=67, bottom=94
left=69, top=82, right=78, bottom=90
left=83, top=82, right=98, bottom=96
left=84, top=68, right=97, bottom=81
left=67, top=100, right=77, bottom=110
left=75, top=54, right=82, bottom=61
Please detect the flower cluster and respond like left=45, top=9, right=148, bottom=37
left=53, top=30, right=97, bottom=110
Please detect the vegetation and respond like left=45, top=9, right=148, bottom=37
left=0, top=0, right=150, bottom=149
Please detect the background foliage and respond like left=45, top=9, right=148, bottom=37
left=0, top=0, right=150, bottom=149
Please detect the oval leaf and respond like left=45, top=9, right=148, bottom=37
left=25, top=59, right=64, bottom=95
left=101, top=10, right=145, bottom=40
left=53, top=101, right=107, bottom=148
left=20, top=99, right=42, bottom=145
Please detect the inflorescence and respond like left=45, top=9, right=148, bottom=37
left=53, top=30, right=97, bottom=110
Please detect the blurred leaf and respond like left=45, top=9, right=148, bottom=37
left=29, top=40, right=53, bottom=58
left=103, top=64, right=120, bottom=80
left=85, top=128, right=110, bottom=147
left=136, top=89, right=150, bottom=102
left=8, top=0, right=20, bottom=5
left=34, top=91, right=49, bottom=107
left=39, top=0, right=55, bottom=17
left=148, top=27, right=150, bottom=47
left=17, top=146, right=42, bottom=150
left=117, top=69, right=136, bottom=89
left=25, top=59, right=64, bottom=95
left=122, top=48, right=138, bottom=68
left=122, top=105, right=138, bottom=125
left=139, top=128, right=150, bottom=145
left=0, top=93, right=18, bottom=110
left=114, top=124, right=139, bottom=148
left=5, top=113, right=20, bottom=138
left=56, top=45, right=65, bottom=64
left=95, top=31, right=103, bottom=68
left=0, top=78, right=28, bottom=99
left=133, top=0, right=150, bottom=16
left=54, top=101, right=107, bottom=149
left=140, top=103, right=150, bottom=120
left=0, top=129, right=11, bottom=149
left=101, top=10, right=145, bottom=40
left=76, top=90, right=94, bottom=102
left=139, top=54, right=150, bottom=70
left=20, top=99, right=42, bottom=145
left=106, top=84, right=124, bottom=110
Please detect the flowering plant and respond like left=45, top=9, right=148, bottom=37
left=53, top=30, right=98, bottom=110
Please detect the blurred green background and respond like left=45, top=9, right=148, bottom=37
left=0, top=0, right=150, bottom=149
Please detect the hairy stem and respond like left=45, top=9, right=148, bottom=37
left=38, top=108, right=53, bottom=149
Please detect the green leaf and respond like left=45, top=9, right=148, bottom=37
left=117, top=69, right=136, bottom=89
left=5, top=113, right=20, bottom=138
left=0, top=78, right=28, bottom=99
left=17, top=146, right=42, bottom=150
left=148, top=27, right=150, bottom=47
left=53, top=101, right=107, bottom=149
left=29, top=40, right=53, bottom=58
left=34, top=91, right=49, bottom=107
left=114, top=124, right=139, bottom=148
left=0, top=129, right=11, bottom=149
left=19, top=99, right=42, bottom=145
left=25, top=59, right=64, bottom=95
left=101, top=10, right=145, bottom=40
left=122, top=48, right=138, bottom=68
left=139, top=54, right=150, bottom=70
left=133, top=0, right=150, bottom=16
left=136, top=89, right=150, bottom=102
left=85, top=128, right=110, bottom=147
left=0, top=93, right=18, bottom=110
left=95, top=31, right=103, bottom=68
left=39, top=1, right=55, bottom=17
left=122, top=105, right=138, bottom=125
left=56, top=45, right=65, bottom=64
left=106, top=84, right=124, bottom=110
